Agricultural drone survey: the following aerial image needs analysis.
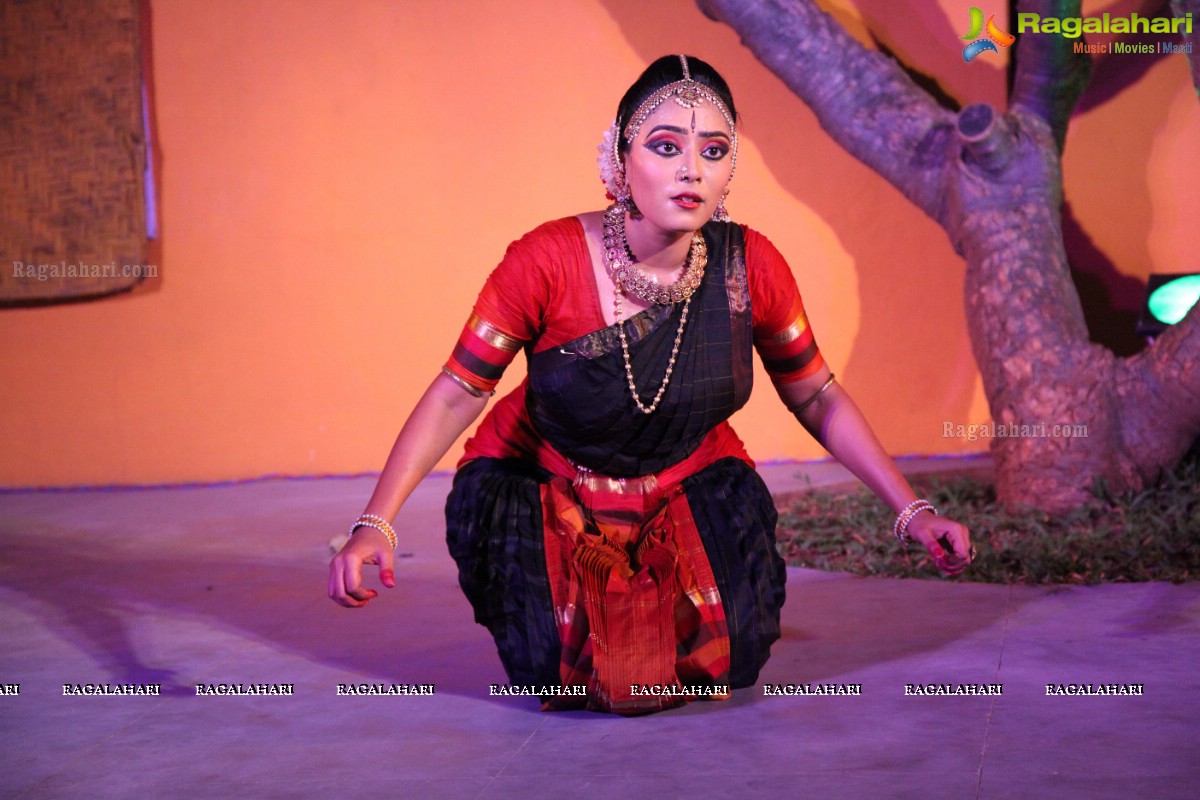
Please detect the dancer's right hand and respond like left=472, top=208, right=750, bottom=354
left=328, top=527, right=395, bottom=607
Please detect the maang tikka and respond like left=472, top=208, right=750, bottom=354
left=597, top=55, right=737, bottom=222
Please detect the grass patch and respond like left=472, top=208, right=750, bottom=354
left=775, top=455, right=1200, bottom=584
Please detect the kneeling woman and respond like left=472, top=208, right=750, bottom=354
left=328, top=55, right=973, bottom=715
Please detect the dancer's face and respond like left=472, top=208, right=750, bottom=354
left=623, top=101, right=733, bottom=235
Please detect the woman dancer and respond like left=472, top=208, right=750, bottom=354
left=329, top=55, right=973, bottom=715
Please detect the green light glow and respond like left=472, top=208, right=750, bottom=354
left=1148, top=276, right=1200, bottom=325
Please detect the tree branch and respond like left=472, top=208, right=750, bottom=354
left=1009, top=0, right=1093, bottom=151
left=696, top=0, right=954, bottom=218
left=1118, top=304, right=1200, bottom=483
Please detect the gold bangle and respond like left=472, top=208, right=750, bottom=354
left=440, top=366, right=495, bottom=398
left=789, top=373, right=836, bottom=415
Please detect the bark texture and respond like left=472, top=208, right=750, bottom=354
left=699, top=0, right=1200, bottom=511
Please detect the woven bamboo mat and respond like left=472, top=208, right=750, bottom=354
left=1, top=0, right=149, bottom=306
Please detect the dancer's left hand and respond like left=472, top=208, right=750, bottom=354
left=905, top=511, right=974, bottom=576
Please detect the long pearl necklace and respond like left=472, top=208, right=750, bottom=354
left=601, top=204, right=707, bottom=415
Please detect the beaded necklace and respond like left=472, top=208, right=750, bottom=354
left=601, top=203, right=707, bottom=414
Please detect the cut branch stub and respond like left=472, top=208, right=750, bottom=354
left=956, top=103, right=1015, bottom=174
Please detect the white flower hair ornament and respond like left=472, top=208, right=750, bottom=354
left=596, top=121, right=628, bottom=205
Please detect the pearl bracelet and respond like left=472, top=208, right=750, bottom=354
left=893, top=500, right=937, bottom=544
left=349, top=514, right=397, bottom=551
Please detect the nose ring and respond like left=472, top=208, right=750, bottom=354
left=677, top=166, right=690, bottom=181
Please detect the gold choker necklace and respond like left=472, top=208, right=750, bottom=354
left=601, top=204, right=706, bottom=305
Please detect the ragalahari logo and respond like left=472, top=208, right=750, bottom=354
left=961, top=7, right=1015, bottom=62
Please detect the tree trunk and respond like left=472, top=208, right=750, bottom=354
left=698, top=0, right=1200, bottom=512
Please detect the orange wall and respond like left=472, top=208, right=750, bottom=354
left=1, top=0, right=1196, bottom=487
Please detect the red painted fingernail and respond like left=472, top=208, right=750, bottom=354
left=381, top=569, right=395, bottom=587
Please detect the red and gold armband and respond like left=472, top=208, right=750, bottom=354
left=754, top=298, right=826, bottom=384
left=442, top=312, right=524, bottom=396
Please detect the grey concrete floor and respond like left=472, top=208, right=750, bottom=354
left=1, top=457, right=1197, bottom=799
